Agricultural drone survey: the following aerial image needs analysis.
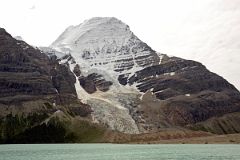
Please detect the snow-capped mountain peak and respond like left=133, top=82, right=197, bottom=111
left=51, top=17, right=159, bottom=76
left=52, top=17, right=131, bottom=49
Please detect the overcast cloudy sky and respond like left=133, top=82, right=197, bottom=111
left=1, top=0, right=239, bottom=90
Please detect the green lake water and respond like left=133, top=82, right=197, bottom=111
left=0, top=144, right=239, bottom=160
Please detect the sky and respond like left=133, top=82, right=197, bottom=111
left=0, top=0, right=240, bottom=90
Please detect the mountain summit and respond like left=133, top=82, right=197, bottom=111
left=51, top=17, right=159, bottom=76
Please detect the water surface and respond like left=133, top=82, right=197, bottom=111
left=0, top=144, right=239, bottom=160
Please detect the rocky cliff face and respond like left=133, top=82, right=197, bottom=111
left=0, top=28, right=95, bottom=143
left=124, top=55, right=240, bottom=132
left=50, top=17, right=240, bottom=135
left=0, top=28, right=77, bottom=101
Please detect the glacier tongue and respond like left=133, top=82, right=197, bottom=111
left=59, top=54, right=140, bottom=134
left=87, top=91, right=140, bottom=134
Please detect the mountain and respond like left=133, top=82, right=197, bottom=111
left=1, top=17, right=240, bottom=143
left=50, top=17, right=162, bottom=134
left=50, top=17, right=240, bottom=134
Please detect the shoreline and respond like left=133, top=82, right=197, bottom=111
left=1, top=134, right=240, bottom=145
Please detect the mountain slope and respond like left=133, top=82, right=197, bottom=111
left=0, top=28, right=104, bottom=143
left=50, top=17, right=240, bottom=134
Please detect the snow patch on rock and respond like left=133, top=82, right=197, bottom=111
left=185, top=94, right=191, bottom=97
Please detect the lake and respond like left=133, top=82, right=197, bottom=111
left=0, top=144, right=239, bottom=160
